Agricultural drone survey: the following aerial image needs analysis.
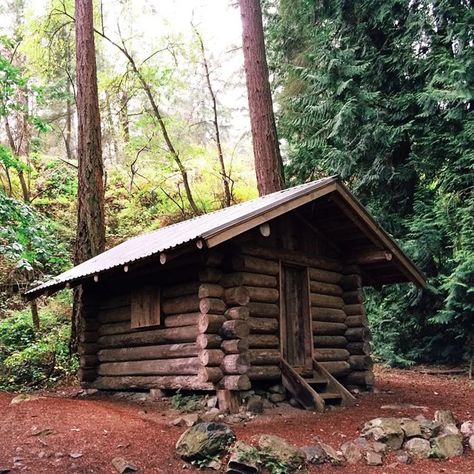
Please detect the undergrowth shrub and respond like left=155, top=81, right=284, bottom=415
left=0, top=300, right=78, bottom=390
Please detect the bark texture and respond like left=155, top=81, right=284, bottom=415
left=239, top=0, right=284, bottom=195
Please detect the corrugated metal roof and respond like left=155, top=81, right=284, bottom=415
left=26, top=177, right=338, bottom=296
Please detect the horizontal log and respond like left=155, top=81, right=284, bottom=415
left=248, top=302, right=279, bottom=318
left=344, top=370, right=374, bottom=387
left=309, top=280, right=343, bottom=296
left=93, top=375, right=214, bottom=391
left=98, top=343, right=198, bottom=362
left=310, top=294, right=344, bottom=309
left=248, top=334, right=279, bottom=349
left=221, top=338, right=249, bottom=354
left=221, top=353, right=250, bottom=374
left=98, top=322, right=133, bottom=337
left=314, top=348, right=350, bottom=362
left=313, top=321, right=347, bottom=336
left=232, top=255, right=279, bottom=275
left=79, top=368, right=97, bottom=383
left=198, top=366, right=223, bottom=383
left=162, top=295, right=199, bottom=315
left=82, top=318, right=100, bottom=332
left=248, top=365, right=281, bottom=381
left=100, top=294, right=130, bottom=310
left=314, top=336, right=348, bottom=348
left=248, top=317, right=279, bottom=334
left=198, top=349, right=225, bottom=367
left=348, top=250, right=392, bottom=265
left=220, top=320, right=250, bottom=339
left=198, top=314, right=226, bottom=334
left=241, top=244, right=342, bottom=272
left=246, top=286, right=279, bottom=303
left=98, top=357, right=200, bottom=376
left=221, top=272, right=277, bottom=289
left=198, top=283, right=224, bottom=299
left=224, top=287, right=250, bottom=306
left=340, top=274, right=362, bottom=290
left=308, top=268, right=341, bottom=284
left=78, top=343, right=99, bottom=355
left=162, top=281, right=199, bottom=299
left=98, top=326, right=199, bottom=348
left=199, top=267, right=223, bottom=283
left=248, top=349, right=281, bottom=365
left=225, top=306, right=249, bottom=321
left=348, top=355, right=373, bottom=370
left=343, top=290, right=364, bottom=305
left=347, top=342, right=371, bottom=355
left=98, top=306, right=130, bottom=324
left=311, top=307, right=346, bottom=323
left=218, top=375, right=251, bottom=390
left=196, top=334, right=222, bottom=350
left=164, top=312, right=200, bottom=328
left=200, top=298, right=226, bottom=315
left=344, top=304, right=366, bottom=316
left=345, top=327, right=371, bottom=342
left=319, top=361, right=351, bottom=377
left=346, top=315, right=369, bottom=328
left=80, top=355, right=98, bottom=367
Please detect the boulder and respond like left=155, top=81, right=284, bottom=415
left=111, top=458, right=138, bottom=474
left=176, top=422, right=235, bottom=461
left=268, top=393, right=286, bottom=403
left=354, top=437, right=371, bottom=451
left=268, top=384, right=285, bottom=394
left=365, top=451, right=383, bottom=466
left=419, top=420, right=442, bottom=439
left=227, top=442, right=258, bottom=474
left=10, top=394, right=41, bottom=405
left=362, top=418, right=404, bottom=450
left=400, top=419, right=422, bottom=439
left=371, top=442, right=387, bottom=454
left=341, top=441, right=362, bottom=464
left=404, top=437, right=430, bottom=458
left=201, top=408, right=221, bottom=423
left=395, top=450, right=411, bottom=464
left=318, top=442, right=343, bottom=465
left=469, top=435, right=474, bottom=452
left=434, top=410, right=457, bottom=427
left=301, top=445, right=325, bottom=464
left=258, top=434, right=306, bottom=470
left=170, top=413, right=200, bottom=427
left=430, top=433, right=463, bottom=459
left=247, top=396, right=264, bottom=414
left=441, top=424, right=460, bottom=436
left=460, top=421, right=474, bottom=439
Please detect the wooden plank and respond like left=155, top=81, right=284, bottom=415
left=312, top=359, right=355, bottom=406
left=131, top=286, right=161, bottom=329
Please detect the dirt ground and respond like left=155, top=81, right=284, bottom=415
left=0, top=366, right=473, bottom=473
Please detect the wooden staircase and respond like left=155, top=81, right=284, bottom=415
left=280, top=358, right=355, bottom=411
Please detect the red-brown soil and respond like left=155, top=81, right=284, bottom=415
left=0, top=366, right=472, bottom=473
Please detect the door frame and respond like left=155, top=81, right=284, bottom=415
left=279, top=260, right=313, bottom=369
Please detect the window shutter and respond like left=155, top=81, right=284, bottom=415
left=131, top=286, right=161, bottom=329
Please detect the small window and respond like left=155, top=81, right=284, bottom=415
left=131, top=285, right=161, bottom=329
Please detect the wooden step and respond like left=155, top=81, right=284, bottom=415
left=304, top=376, right=328, bottom=385
left=319, top=392, right=342, bottom=400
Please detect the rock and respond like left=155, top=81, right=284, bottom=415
left=268, top=393, right=286, bottom=403
left=419, top=419, right=442, bottom=439
left=10, top=394, right=40, bottom=405
left=362, top=418, right=404, bottom=450
left=148, top=388, right=164, bottom=400
left=289, top=397, right=300, bottom=408
left=204, top=459, right=221, bottom=470
left=69, top=452, right=83, bottom=459
left=201, top=408, right=220, bottom=423
left=371, top=442, right=387, bottom=454
left=207, top=396, right=218, bottom=409
left=441, top=424, right=460, bottom=435
left=430, top=433, right=463, bottom=458
left=301, top=445, right=325, bottom=464
left=225, top=414, right=245, bottom=424
left=111, top=457, right=138, bottom=474
left=0, top=468, right=10, bottom=474
left=318, top=442, right=343, bottom=465
left=395, top=451, right=411, bottom=464
left=460, top=421, right=474, bottom=438
left=258, top=434, right=306, bottom=470
left=341, top=441, right=362, bottom=464
left=262, top=398, right=273, bottom=409
left=400, top=419, right=422, bottom=438
left=404, top=437, right=430, bottom=458
left=227, top=442, right=258, bottom=474
left=268, top=384, right=285, bottom=394
left=365, top=451, right=383, bottom=466
left=434, top=410, right=457, bottom=426
left=247, top=396, right=264, bottom=414
left=354, top=437, right=371, bottom=451
left=469, top=435, right=474, bottom=451
left=176, top=422, right=235, bottom=461
left=171, top=414, right=200, bottom=427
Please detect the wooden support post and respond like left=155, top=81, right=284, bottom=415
left=217, top=389, right=241, bottom=414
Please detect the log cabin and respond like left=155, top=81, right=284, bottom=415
left=26, top=177, right=425, bottom=412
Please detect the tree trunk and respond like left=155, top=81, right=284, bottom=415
left=31, top=300, right=40, bottom=331
left=72, top=0, right=106, bottom=353
left=239, top=0, right=284, bottom=195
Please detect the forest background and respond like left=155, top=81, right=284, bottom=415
left=0, top=0, right=472, bottom=390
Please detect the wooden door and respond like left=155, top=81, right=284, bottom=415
left=280, top=264, right=312, bottom=369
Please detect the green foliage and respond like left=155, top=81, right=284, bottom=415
left=169, top=390, right=204, bottom=413
left=0, top=301, right=78, bottom=390
left=267, top=0, right=474, bottom=365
